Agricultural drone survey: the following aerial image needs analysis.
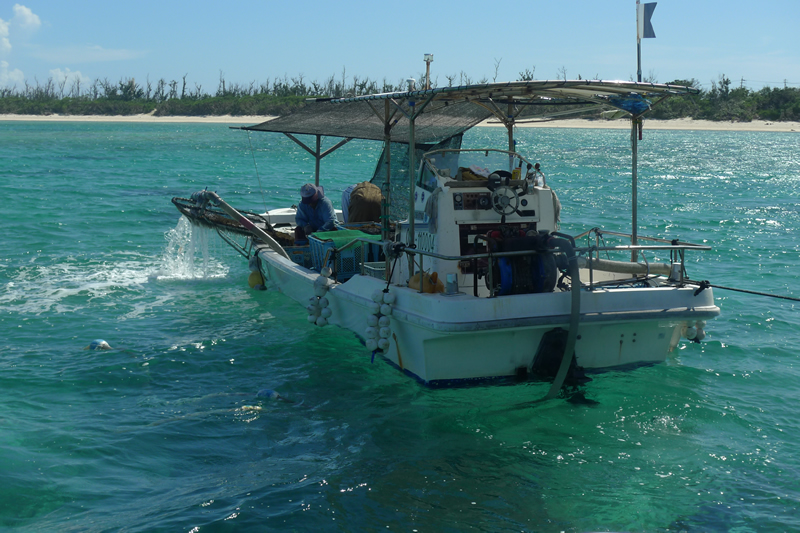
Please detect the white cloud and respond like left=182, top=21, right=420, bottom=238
left=1, top=59, right=24, bottom=87
left=12, top=4, right=40, bottom=31
left=0, top=18, right=10, bottom=55
left=49, top=67, right=89, bottom=88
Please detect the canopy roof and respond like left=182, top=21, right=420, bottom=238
left=242, top=80, right=699, bottom=144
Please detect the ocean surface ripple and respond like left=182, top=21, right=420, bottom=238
left=1, top=121, right=799, bottom=532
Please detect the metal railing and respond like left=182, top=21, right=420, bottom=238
left=318, top=232, right=711, bottom=295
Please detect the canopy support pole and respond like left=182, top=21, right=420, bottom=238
left=407, top=110, right=417, bottom=279
left=383, top=100, right=392, bottom=274
left=507, top=102, right=515, bottom=153
left=283, top=133, right=353, bottom=186
left=404, top=95, right=435, bottom=279
left=315, top=135, right=321, bottom=184
left=631, top=117, right=639, bottom=261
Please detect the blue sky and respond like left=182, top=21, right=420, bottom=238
left=1, top=1, right=798, bottom=94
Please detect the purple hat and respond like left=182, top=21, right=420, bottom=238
left=300, top=183, right=318, bottom=203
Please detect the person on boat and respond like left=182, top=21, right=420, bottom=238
left=341, top=181, right=383, bottom=223
left=295, top=183, right=337, bottom=244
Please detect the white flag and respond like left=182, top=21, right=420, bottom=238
left=637, top=2, right=657, bottom=40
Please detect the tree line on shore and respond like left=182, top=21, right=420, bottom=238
left=0, top=70, right=798, bottom=122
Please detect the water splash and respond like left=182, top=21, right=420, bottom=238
left=154, top=217, right=228, bottom=280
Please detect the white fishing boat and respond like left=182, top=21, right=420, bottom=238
left=174, top=80, right=720, bottom=394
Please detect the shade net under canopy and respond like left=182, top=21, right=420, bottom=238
left=241, top=80, right=699, bottom=143
left=242, top=99, right=493, bottom=145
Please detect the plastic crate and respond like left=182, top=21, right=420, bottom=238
left=309, top=234, right=383, bottom=280
left=309, top=236, right=358, bottom=280
left=283, top=246, right=312, bottom=268
left=335, top=221, right=382, bottom=235
left=362, top=262, right=386, bottom=280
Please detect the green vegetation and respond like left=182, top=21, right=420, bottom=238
left=1, top=72, right=798, bottom=121
left=650, top=76, right=800, bottom=121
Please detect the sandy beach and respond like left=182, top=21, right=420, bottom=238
left=0, top=113, right=269, bottom=125
left=1, top=113, right=798, bottom=132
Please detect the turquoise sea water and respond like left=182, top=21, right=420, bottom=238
left=1, top=120, right=799, bottom=532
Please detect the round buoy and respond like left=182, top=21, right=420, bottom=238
left=377, top=338, right=390, bottom=351
left=248, top=271, right=264, bottom=288
left=87, top=339, right=111, bottom=350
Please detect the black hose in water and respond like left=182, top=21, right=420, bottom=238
left=545, top=236, right=581, bottom=400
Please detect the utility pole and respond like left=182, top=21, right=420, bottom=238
left=424, top=54, right=433, bottom=90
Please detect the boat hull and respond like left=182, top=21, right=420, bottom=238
left=256, top=246, right=719, bottom=385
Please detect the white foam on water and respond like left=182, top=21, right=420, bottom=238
left=2, top=218, right=230, bottom=316
left=2, top=255, right=156, bottom=316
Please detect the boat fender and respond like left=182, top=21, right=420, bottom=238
left=682, top=320, right=707, bottom=343
left=248, top=271, right=265, bottom=289
left=307, top=295, right=322, bottom=324
left=364, top=290, right=393, bottom=354
left=313, top=286, right=327, bottom=297
left=313, top=275, right=332, bottom=297
left=309, top=275, right=332, bottom=325
left=321, top=266, right=333, bottom=278
left=695, top=320, right=707, bottom=341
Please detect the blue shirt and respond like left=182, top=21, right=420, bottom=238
left=296, top=191, right=337, bottom=232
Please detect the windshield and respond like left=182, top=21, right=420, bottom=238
left=419, top=149, right=533, bottom=191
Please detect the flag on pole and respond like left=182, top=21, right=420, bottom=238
left=637, top=2, right=657, bottom=40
